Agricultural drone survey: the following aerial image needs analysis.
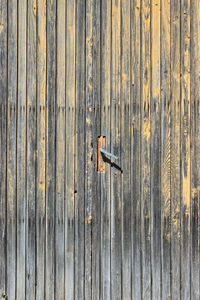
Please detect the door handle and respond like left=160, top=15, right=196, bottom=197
left=99, top=148, right=118, bottom=160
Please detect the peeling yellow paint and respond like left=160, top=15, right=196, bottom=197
left=0, top=21, right=4, bottom=34
left=143, top=118, right=151, bottom=139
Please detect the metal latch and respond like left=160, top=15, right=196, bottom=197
left=98, top=136, right=118, bottom=172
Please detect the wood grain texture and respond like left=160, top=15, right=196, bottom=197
left=2, top=1, right=200, bottom=299
left=26, top=1, right=37, bottom=299
left=141, top=0, right=151, bottom=298
left=171, top=1, right=181, bottom=299
left=161, top=0, right=171, bottom=298
left=65, top=0, right=75, bottom=299
left=100, top=0, right=111, bottom=298
left=0, top=0, right=7, bottom=297
left=16, top=0, right=26, bottom=298
left=111, top=0, right=122, bottom=299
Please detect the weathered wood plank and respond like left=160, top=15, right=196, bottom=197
left=85, top=0, right=93, bottom=297
left=151, top=1, right=161, bottom=299
left=74, top=1, right=85, bottom=299
left=171, top=1, right=181, bottom=298
left=111, top=0, right=122, bottom=299
left=160, top=0, right=171, bottom=298
left=26, top=1, right=37, bottom=299
left=7, top=0, right=17, bottom=298
left=55, top=0, right=65, bottom=299
left=65, top=0, right=75, bottom=299
left=121, top=0, right=131, bottom=298
left=0, top=0, right=7, bottom=296
left=46, top=0, right=56, bottom=298
left=16, top=1, right=27, bottom=298
left=141, top=0, right=151, bottom=298
left=131, top=1, right=141, bottom=299
left=36, top=0, right=46, bottom=298
left=91, top=0, right=101, bottom=298
left=191, top=1, right=200, bottom=299
left=100, top=0, right=111, bottom=298
left=180, top=0, right=191, bottom=299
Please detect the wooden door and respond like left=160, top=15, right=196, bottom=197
left=0, top=0, right=200, bottom=299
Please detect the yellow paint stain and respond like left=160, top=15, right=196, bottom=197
left=87, top=216, right=92, bottom=224
left=143, top=118, right=151, bottom=139
left=0, top=21, right=4, bottom=34
left=122, top=73, right=127, bottom=82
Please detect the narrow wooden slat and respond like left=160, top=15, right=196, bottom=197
left=26, top=1, right=37, bottom=298
left=121, top=0, right=131, bottom=298
left=7, top=0, right=17, bottom=298
left=141, top=0, right=151, bottom=298
left=111, top=0, right=122, bottom=299
left=36, top=0, right=46, bottom=298
left=160, top=0, right=171, bottom=298
left=85, top=0, right=93, bottom=297
left=65, top=0, right=75, bottom=299
left=55, top=0, right=65, bottom=299
left=46, top=0, right=56, bottom=298
left=100, top=0, right=111, bottom=298
left=151, top=1, right=161, bottom=299
left=191, top=1, right=200, bottom=298
left=16, top=0, right=27, bottom=298
left=131, top=1, right=141, bottom=299
left=0, top=0, right=7, bottom=296
left=91, top=0, right=101, bottom=298
left=74, top=1, right=85, bottom=299
left=170, top=1, right=181, bottom=298
left=180, top=0, right=191, bottom=299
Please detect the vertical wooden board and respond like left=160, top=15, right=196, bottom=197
left=55, top=0, right=65, bottom=299
left=191, top=0, right=200, bottom=298
left=36, top=0, right=46, bottom=298
left=121, top=0, right=131, bottom=298
left=140, top=0, right=151, bottom=298
left=160, top=0, right=171, bottom=298
left=46, top=1, right=56, bottom=299
left=65, top=0, right=75, bottom=299
left=26, top=1, right=37, bottom=299
left=7, top=0, right=17, bottom=298
left=170, top=1, right=181, bottom=299
left=180, top=0, right=191, bottom=299
left=131, top=1, right=141, bottom=299
left=100, top=0, right=111, bottom=298
left=151, top=1, right=161, bottom=299
left=74, top=1, right=85, bottom=299
left=85, top=0, right=93, bottom=298
left=0, top=0, right=7, bottom=296
left=91, top=0, right=101, bottom=298
left=16, top=0, right=26, bottom=298
left=111, top=0, right=122, bottom=299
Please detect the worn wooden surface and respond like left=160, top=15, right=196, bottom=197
left=0, top=1, right=200, bottom=299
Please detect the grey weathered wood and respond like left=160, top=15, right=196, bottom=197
left=46, top=0, right=56, bottom=298
left=65, top=0, right=75, bottom=299
left=141, top=0, right=151, bottom=298
left=74, top=1, right=85, bottom=299
left=110, top=1, right=122, bottom=299
left=180, top=0, right=191, bottom=299
left=16, top=0, right=27, bottom=298
left=100, top=0, right=111, bottom=298
left=121, top=0, right=131, bottom=298
left=36, top=0, right=46, bottom=298
left=160, top=0, right=171, bottom=298
left=151, top=1, right=161, bottom=299
left=0, top=0, right=7, bottom=296
left=55, top=1, right=65, bottom=299
left=26, top=1, right=37, bottom=299
left=85, top=0, right=93, bottom=297
left=171, top=0, right=181, bottom=298
left=131, top=1, right=141, bottom=299
left=91, top=0, right=101, bottom=299
left=7, top=0, right=17, bottom=298
left=191, top=1, right=200, bottom=299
